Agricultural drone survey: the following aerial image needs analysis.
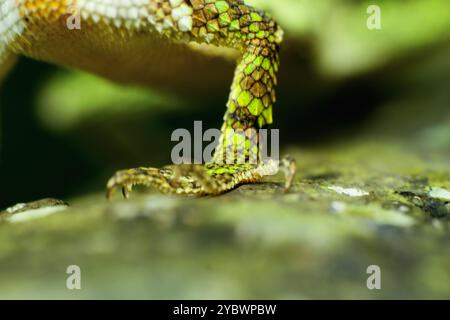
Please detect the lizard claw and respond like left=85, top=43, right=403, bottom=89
left=106, top=167, right=162, bottom=200
left=280, top=155, right=297, bottom=191
left=122, top=184, right=133, bottom=199
left=106, top=158, right=297, bottom=200
left=105, top=165, right=211, bottom=199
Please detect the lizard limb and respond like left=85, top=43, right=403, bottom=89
left=106, top=0, right=294, bottom=198
left=0, top=0, right=296, bottom=198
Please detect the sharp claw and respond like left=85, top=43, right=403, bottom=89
left=106, top=175, right=119, bottom=200
left=281, top=155, right=297, bottom=192
left=122, top=184, right=133, bottom=199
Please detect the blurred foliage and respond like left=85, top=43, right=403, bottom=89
left=251, top=0, right=450, bottom=75
left=36, top=71, right=181, bottom=132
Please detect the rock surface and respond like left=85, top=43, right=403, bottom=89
left=1, top=142, right=448, bottom=299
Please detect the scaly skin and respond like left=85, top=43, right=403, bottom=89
left=0, top=0, right=296, bottom=198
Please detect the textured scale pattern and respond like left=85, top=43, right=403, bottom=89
left=0, top=0, right=295, bottom=198
left=0, top=0, right=24, bottom=66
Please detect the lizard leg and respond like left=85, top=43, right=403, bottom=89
left=1, top=0, right=294, bottom=198
left=107, top=0, right=295, bottom=198
left=107, top=157, right=295, bottom=198
left=107, top=161, right=273, bottom=198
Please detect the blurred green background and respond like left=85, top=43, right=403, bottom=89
left=0, top=0, right=449, bottom=299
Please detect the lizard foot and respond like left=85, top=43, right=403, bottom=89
left=106, top=157, right=296, bottom=200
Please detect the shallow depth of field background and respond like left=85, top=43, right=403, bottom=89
left=0, top=0, right=449, bottom=299
left=0, top=0, right=448, bottom=207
